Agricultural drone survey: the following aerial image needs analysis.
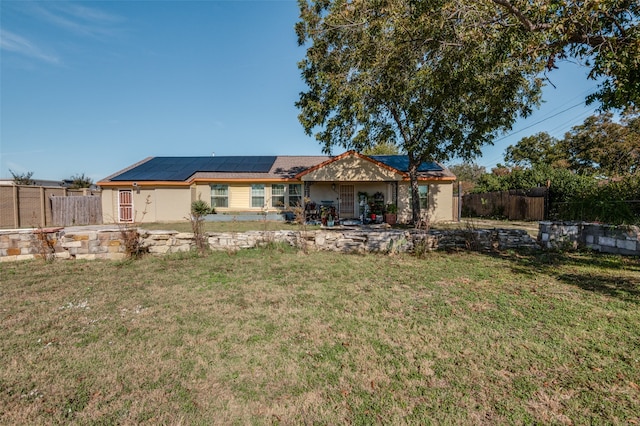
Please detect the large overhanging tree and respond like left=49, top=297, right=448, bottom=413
left=490, top=0, right=639, bottom=110
left=296, top=0, right=545, bottom=223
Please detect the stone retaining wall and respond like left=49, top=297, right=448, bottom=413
left=0, top=227, right=540, bottom=262
left=6, top=222, right=636, bottom=262
left=538, top=222, right=640, bottom=255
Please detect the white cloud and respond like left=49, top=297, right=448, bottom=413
left=63, top=3, right=123, bottom=24
left=26, top=2, right=125, bottom=39
left=0, top=29, right=60, bottom=64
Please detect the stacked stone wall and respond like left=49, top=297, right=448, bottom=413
left=0, top=227, right=540, bottom=263
left=0, top=227, right=128, bottom=262
left=5, top=223, right=636, bottom=263
left=538, top=222, right=639, bottom=255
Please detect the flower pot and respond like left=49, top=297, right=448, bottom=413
left=384, top=213, right=397, bottom=225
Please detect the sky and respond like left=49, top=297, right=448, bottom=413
left=1, top=0, right=603, bottom=182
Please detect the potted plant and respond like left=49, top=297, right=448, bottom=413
left=384, top=203, right=398, bottom=225
left=321, top=205, right=336, bottom=227
left=327, top=213, right=335, bottom=227
left=320, top=206, right=328, bottom=226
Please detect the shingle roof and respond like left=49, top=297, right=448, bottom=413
left=191, top=156, right=331, bottom=180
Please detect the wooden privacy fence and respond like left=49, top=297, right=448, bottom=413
left=462, top=189, right=546, bottom=221
left=452, top=196, right=460, bottom=221
left=51, top=195, right=102, bottom=227
left=0, top=185, right=101, bottom=229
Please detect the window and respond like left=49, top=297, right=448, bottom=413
left=271, top=184, right=285, bottom=207
left=271, top=184, right=302, bottom=208
left=210, top=184, right=229, bottom=208
left=418, top=185, right=429, bottom=209
left=410, top=185, right=429, bottom=209
left=289, top=184, right=302, bottom=207
left=251, top=184, right=265, bottom=208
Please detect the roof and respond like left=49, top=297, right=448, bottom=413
left=0, top=179, right=66, bottom=187
left=100, top=155, right=332, bottom=184
left=295, top=151, right=456, bottom=181
left=191, top=156, right=331, bottom=181
left=369, top=156, right=443, bottom=173
left=99, top=152, right=455, bottom=185
left=109, top=156, right=279, bottom=182
left=371, top=155, right=456, bottom=179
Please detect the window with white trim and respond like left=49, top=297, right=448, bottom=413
left=251, top=184, right=265, bottom=208
left=271, top=184, right=285, bottom=208
left=289, top=184, right=302, bottom=207
left=271, top=183, right=303, bottom=208
left=210, top=184, right=229, bottom=208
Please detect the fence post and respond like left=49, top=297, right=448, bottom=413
left=13, top=186, right=19, bottom=228
left=457, top=182, right=462, bottom=222
left=40, top=187, right=46, bottom=227
left=544, top=181, right=550, bottom=220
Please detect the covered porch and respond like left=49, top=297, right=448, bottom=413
left=303, top=181, right=399, bottom=225
left=296, top=152, right=405, bottom=225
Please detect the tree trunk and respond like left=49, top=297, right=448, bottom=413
left=408, top=152, right=421, bottom=225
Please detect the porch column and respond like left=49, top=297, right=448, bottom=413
left=394, top=181, right=398, bottom=205
left=304, top=181, right=312, bottom=198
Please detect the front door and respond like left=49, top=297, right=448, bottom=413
left=118, top=190, right=133, bottom=223
left=339, top=185, right=355, bottom=218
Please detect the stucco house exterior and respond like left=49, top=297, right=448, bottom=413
left=98, top=151, right=456, bottom=224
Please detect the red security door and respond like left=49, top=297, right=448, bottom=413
left=118, top=190, right=133, bottom=222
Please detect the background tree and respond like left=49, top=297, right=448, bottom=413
left=68, top=173, right=94, bottom=189
left=490, top=0, right=639, bottom=110
left=473, top=162, right=640, bottom=223
left=503, top=109, right=640, bottom=176
left=296, top=0, right=545, bottom=223
left=474, top=163, right=596, bottom=204
left=10, top=170, right=35, bottom=185
left=361, top=141, right=401, bottom=156
left=448, top=163, right=486, bottom=194
left=504, top=132, right=565, bottom=168
left=560, top=109, right=640, bottom=176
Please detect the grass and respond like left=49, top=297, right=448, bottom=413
left=1, top=248, right=639, bottom=424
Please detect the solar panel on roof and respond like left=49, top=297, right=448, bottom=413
left=110, top=156, right=277, bottom=181
left=369, top=155, right=443, bottom=173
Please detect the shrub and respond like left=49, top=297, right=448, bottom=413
left=191, top=199, right=214, bottom=216
left=189, top=199, right=214, bottom=254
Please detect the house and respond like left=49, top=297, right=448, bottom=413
left=97, top=151, right=456, bottom=224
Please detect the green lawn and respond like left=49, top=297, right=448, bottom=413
left=1, top=248, right=639, bottom=424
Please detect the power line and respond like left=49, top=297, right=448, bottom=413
left=492, top=100, right=588, bottom=143
left=454, top=83, right=600, bottom=168
left=546, top=106, right=598, bottom=138
left=474, top=107, right=599, bottom=169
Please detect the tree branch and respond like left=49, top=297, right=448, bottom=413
left=490, top=0, right=552, bottom=31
